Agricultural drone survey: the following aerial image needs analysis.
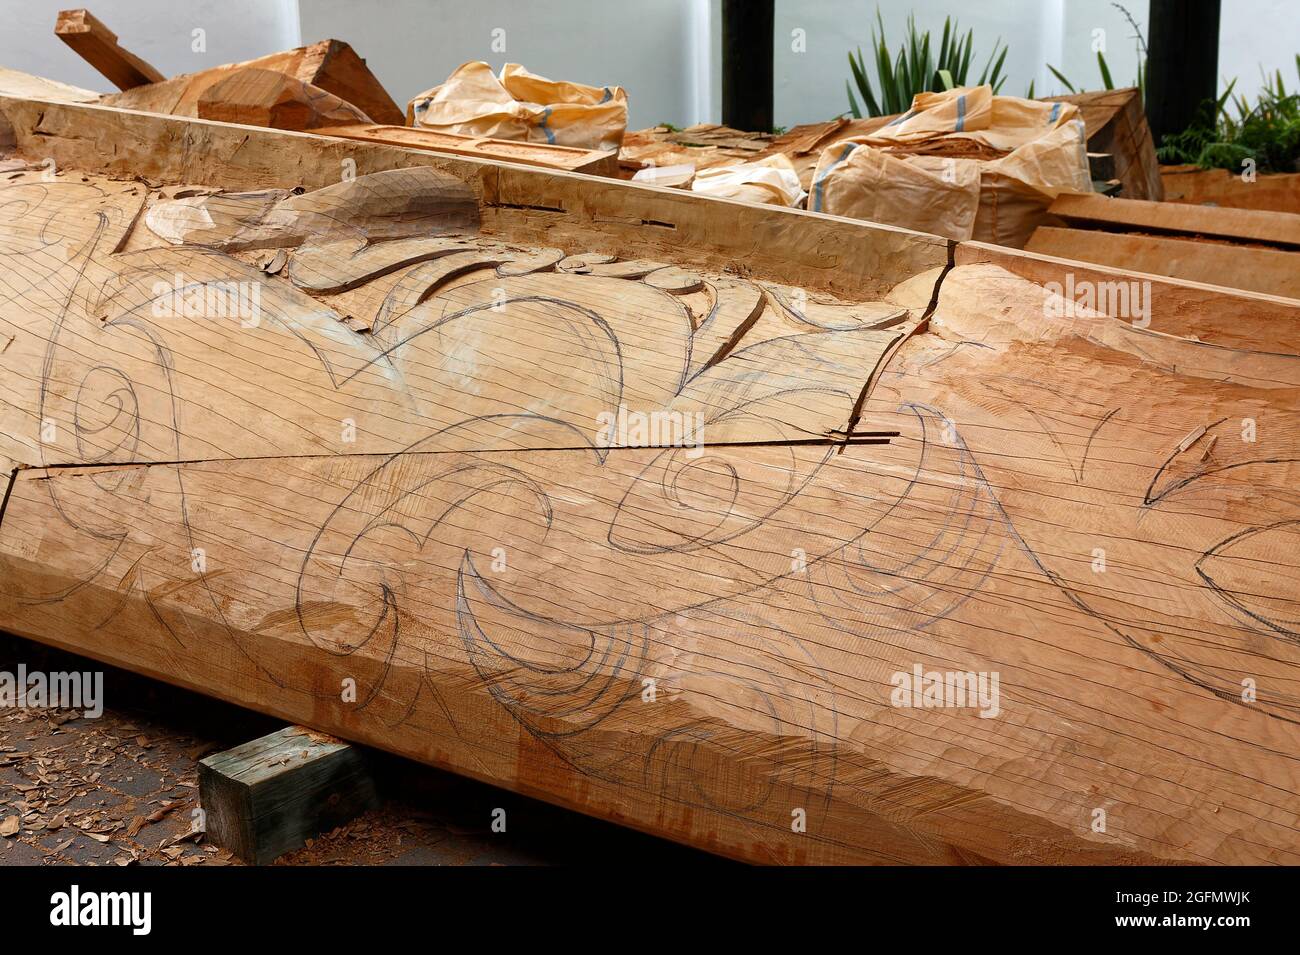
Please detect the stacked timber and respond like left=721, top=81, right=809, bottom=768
left=1030, top=192, right=1300, bottom=298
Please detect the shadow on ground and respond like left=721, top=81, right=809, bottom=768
left=0, top=631, right=729, bottom=866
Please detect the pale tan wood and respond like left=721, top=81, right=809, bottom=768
left=142, top=167, right=478, bottom=251
left=1044, top=88, right=1163, bottom=200
left=957, top=240, right=1300, bottom=352
left=54, top=8, right=165, bottom=91
left=313, top=124, right=618, bottom=176
left=99, top=38, right=402, bottom=125
left=1049, top=192, right=1300, bottom=248
left=2, top=100, right=1298, bottom=866
left=0, top=95, right=949, bottom=302
left=0, top=67, right=100, bottom=103
left=1161, top=164, right=1300, bottom=215
left=1026, top=225, right=1300, bottom=299
left=194, top=69, right=373, bottom=131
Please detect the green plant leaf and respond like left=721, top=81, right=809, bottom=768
left=1097, top=51, right=1114, bottom=89
left=989, top=44, right=1008, bottom=87
left=1047, top=64, right=1077, bottom=93
left=938, top=68, right=955, bottom=91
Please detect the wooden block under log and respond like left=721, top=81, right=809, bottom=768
left=199, top=725, right=381, bottom=865
left=55, top=8, right=164, bottom=91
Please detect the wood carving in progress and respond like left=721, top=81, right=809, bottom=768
left=0, top=97, right=1298, bottom=866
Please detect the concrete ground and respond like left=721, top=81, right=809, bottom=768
left=0, top=632, right=723, bottom=866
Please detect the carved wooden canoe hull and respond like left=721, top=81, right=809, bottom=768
left=1, top=96, right=1298, bottom=864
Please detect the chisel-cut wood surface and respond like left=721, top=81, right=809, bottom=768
left=193, top=68, right=373, bottom=131
left=0, top=107, right=1298, bottom=864
left=312, top=124, right=618, bottom=176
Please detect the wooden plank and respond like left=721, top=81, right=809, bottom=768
left=1045, top=88, right=1163, bottom=200
left=956, top=240, right=1300, bottom=352
left=1026, top=226, right=1300, bottom=298
left=100, top=39, right=403, bottom=126
left=1050, top=192, right=1300, bottom=248
left=291, top=39, right=403, bottom=126
left=54, top=8, right=164, bottom=91
left=0, top=95, right=948, bottom=301
left=194, top=68, right=372, bottom=131
left=199, top=725, right=380, bottom=864
left=2, top=99, right=1298, bottom=865
left=314, top=124, right=618, bottom=176
left=1161, top=164, right=1300, bottom=215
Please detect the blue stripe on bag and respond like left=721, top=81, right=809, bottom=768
left=811, top=142, right=858, bottom=212
left=955, top=94, right=967, bottom=131
left=537, top=106, right=556, bottom=144
left=1048, top=102, right=1062, bottom=124
left=886, top=108, right=916, bottom=127
left=599, top=87, right=612, bottom=104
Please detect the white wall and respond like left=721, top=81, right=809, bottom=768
left=1213, top=0, right=1298, bottom=106
left=1, top=0, right=1293, bottom=129
left=771, top=0, right=1297, bottom=130
left=771, top=0, right=1047, bottom=129
left=0, top=0, right=300, bottom=94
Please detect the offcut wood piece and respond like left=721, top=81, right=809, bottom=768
left=619, top=123, right=776, bottom=179
left=1045, top=88, right=1163, bottom=200
left=100, top=38, right=402, bottom=125
left=1049, top=192, right=1300, bottom=248
left=195, top=68, right=372, bottom=131
left=314, top=123, right=618, bottom=176
left=54, top=8, right=164, bottom=91
left=199, top=725, right=381, bottom=865
left=0, top=67, right=100, bottom=104
left=1026, top=225, right=1300, bottom=298
left=1161, top=163, right=1300, bottom=215
left=1, top=97, right=1298, bottom=866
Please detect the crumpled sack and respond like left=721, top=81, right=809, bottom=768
left=691, top=154, right=806, bottom=207
left=406, top=61, right=627, bottom=152
left=808, top=86, right=1092, bottom=247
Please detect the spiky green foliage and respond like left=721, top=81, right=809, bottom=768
left=1156, top=65, right=1300, bottom=174
left=846, top=9, right=1008, bottom=118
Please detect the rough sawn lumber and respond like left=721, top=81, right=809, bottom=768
left=54, top=7, right=165, bottom=91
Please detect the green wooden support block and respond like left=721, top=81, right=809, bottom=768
left=199, top=725, right=381, bottom=865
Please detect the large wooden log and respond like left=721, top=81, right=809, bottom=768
left=0, top=96, right=1298, bottom=865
